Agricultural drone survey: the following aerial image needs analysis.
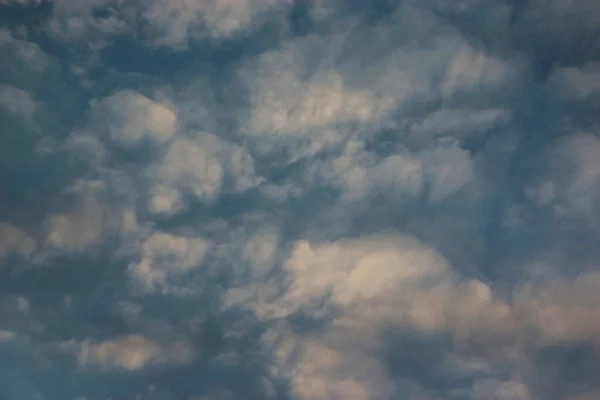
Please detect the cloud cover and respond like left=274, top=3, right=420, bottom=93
left=0, top=0, right=599, bottom=399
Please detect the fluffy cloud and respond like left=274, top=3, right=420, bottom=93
left=1, top=0, right=600, bottom=399
left=66, top=334, right=193, bottom=370
left=129, top=232, right=210, bottom=293
left=240, top=31, right=411, bottom=158
left=471, top=379, right=530, bottom=400
left=147, top=133, right=263, bottom=215
left=142, top=0, right=282, bottom=47
left=526, top=133, right=600, bottom=223
left=0, top=84, right=35, bottom=116
left=516, top=271, right=600, bottom=346
left=442, top=43, right=515, bottom=98
left=548, top=62, right=600, bottom=100
left=0, top=222, right=36, bottom=261
left=90, top=90, right=177, bottom=148
left=0, top=27, right=52, bottom=85
left=227, top=234, right=516, bottom=399
left=0, top=330, right=16, bottom=342
left=228, top=234, right=600, bottom=399
left=44, top=0, right=290, bottom=51
left=43, top=179, right=130, bottom=254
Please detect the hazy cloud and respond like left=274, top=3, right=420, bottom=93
left=65, top=334, right=194, bottom=370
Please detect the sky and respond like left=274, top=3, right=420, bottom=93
left=0, top=0, right=599, bottom=399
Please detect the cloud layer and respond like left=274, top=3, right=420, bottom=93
left=1, top=0, right=599, bottom=399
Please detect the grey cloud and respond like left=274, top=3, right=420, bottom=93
left=1, top=0, right=600, bottom=399
left=146, top=133, right=264, bottom=216
left=226, top=234, right=517, bottom=399
left=128, top=231, right=211, bottom=293
left=88, top=90, right=178, bottom=148
left=44, top=0, right=294, bottom=51
left=0, top=83, right=36, bottom=115
left=62, top=334, right=194, bottom=371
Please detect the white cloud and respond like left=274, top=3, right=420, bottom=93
left=0, top=330, right=16, bottom=342
left=0, top=84, right=35, bottom=116
left=17, top=297, right=29, bottom=313
left=409, top=108, right=509, bottom=141
left=147, top=134, right=262, bottom=215
left=240, top=32, right=408, bottom=158
left=312, top=141, right=425, bottom=202
left=64, top=133, right=107, bottom=165
left=239, top=2, right=519, bottom=173
left=227, top=234, right=515, bottom=399
left=142, top=0, right=280, bottom=47
left=43, top=179, right=133, bottom=254
left=276, top=235, right=511, bottom=338
left=471, top=379, right=530, bottom=400
left=0, top=27, right=52, bottom=89
left=239, top=227, right=280, bottom=276
left=147, top=136, right=224, bottom=214
left=201, top=214, right=283, bottom=289
left=129, top=231, right=210, bottom=292
left=247, top=62, right=385, bottom=135
left=91, top=90, right=177, bottom=148
left=443, top=44, right=514, bottom=97
left=548, top=62, right=600, bottom=99
left=0, top=27, right=49, bottom=68
left=227, top=231, right=600, bottom=398
left=548, top=133, right=600, bottom=221
left=423, top=141, right=477, bottom=203
left=0, top=222, right=36, bottom=261
left=67, top=334, right=193, bottom=370
left=516, top=271, right=600, bottom=346
left=262, top=325, right=394, bottom=400
left=306, top=138, right=475, bottom=205
left=1, top=1, right=599, bottom=398
left=46, top=0, right=130, bottom=49
left=45, top=0, right=287, bottom=50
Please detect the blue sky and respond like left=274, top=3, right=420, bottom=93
left=0, top=0, right=599, bottom=399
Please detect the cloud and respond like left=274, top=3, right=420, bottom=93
left=44, top=0, right=291, bottom=51
left=471, top=379, right=530, bottom=400
left=227, top=233, right=600, bottom=399
left=0, top=84, right=35, bottom=116
left=1, top=0, right=600, bottom=399
left=147, top=133, right=263, bottom=215
left=239, top=27, right=424, bottom=158
left=141, top=0, right=282, bottom=47
left=442, top=43, right=514, bottom=98
left=516, top=271, right=600, bottom=346
left=129, top=231, right=210, bottom=293
left=227, top=233, right=516, bottom=399
left=42, top=179, right=130, bottom=254
left=90, top=90, right=177, bottom=148
left=0, top=222, right=36, bottom=261
left=306, top=141, right=425, bottom=202
left=0, top=330, right=16, bottom=342
left=548, top=62, right=600, bottom=100
left=0, top=27, right=51, bottom=79
left=243, top=37, right=390, bottom=135
left=528, top=133, right=600, bottom=223
left=65, top=334, right=194, bottom=370
left=46, top=0, right=131, bottom=49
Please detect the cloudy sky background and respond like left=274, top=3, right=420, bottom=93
left=1, top=0, right=600, bottom=399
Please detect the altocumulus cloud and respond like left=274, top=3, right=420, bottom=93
left=0, top=0, right=599, bottom=399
